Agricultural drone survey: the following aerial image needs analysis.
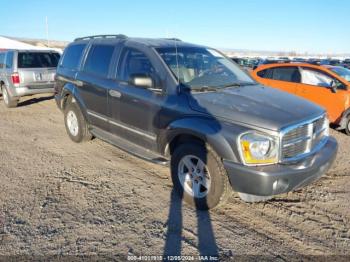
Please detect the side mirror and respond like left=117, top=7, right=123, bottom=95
left=130, top=74, right=154, bottom=88
left=329, top=80, right=337, bottom=93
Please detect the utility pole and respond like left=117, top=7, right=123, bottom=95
left=45, top=16, right=49, bottom=47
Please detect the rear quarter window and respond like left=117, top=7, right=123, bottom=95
left=18, top=52, right=60, bottom=68
left=0, top=53, right=5, bottom=69
left=257, top=69, right=268, bottom=78
left=61, top=44, right=86, bottom=70
left=83, top=44, right=115, bottom=77
left=5, top=52, right=14, bottom=69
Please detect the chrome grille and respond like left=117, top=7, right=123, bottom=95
left=281, top=115, right=328, bottom=161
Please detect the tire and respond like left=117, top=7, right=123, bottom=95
left=238, top=192, right=273, bottom=203
left=345, top=116, right=350, bottom=136
left=64, top=101, right=92, bottom=143
left=2, top=86, right=18, bottom=108
left=170, top=143, right=231, bottom=210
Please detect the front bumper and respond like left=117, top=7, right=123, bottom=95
left=224, top=137, right=338, bottom=196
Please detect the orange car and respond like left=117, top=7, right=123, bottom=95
left=251, top=63, right=350, bottom=135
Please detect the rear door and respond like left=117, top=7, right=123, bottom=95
left=296, top=66, right=348, bottom=123
left=262, top=66, right=300, bottom=94
left=76, top=43, right=116, bottom=131
left=16, top=51, right=60, bottom=88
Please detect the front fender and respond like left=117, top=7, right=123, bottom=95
left=159, top=117, right=240, bottom=162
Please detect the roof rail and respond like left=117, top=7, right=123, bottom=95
left=162, top=38, right=182, bottom=41
left=74, top=34, right=128, bottom=42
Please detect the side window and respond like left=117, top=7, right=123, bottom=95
left=257, top=69, right=268, bottom=78
left=0, top=53, right=5, bottom=69
left=117, top=48, right=155, bottom=81
left=270, top=67, right=301, bottom=83
left=300, top=67, right=337, bottom=88
left=83, top=44, right=115, bottom=77
left=61, top=44, right=86, bottom=70
left=5, top=52, right=14, bottom=69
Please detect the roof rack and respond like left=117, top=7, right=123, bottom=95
left=162, top=38, right=182, bottom=41
left=74, top=34, right=128, bottom=42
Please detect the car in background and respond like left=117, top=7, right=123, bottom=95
left=251, top=63, right=350, bottom=135
left=0, top=49, right=60, bottom=107
left=292, top=57, right=307, bottom=63
left=231, top=57, right=258, bottom=70
left=307, top=58, right=321, bottom=65
left=253, top=57, right=289, bottom=70
left=320, top=59, right=342, bottom=66
left=342, top=59, right=350, bottom=69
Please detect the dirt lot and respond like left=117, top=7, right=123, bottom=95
left=0, top=94, right=349, bottom=260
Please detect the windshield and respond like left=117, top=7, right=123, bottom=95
left=18, top=52, right=60, bottom=68
left=156, top=47, right=255, bottom=89
left=330, top=67, right=350, bottom=82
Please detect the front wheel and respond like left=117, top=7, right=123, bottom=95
left=64, top=101, right=92, bottom=143
left=345, top=116, right=350, bottom=136
left=170, top=143, right=231, bottom=210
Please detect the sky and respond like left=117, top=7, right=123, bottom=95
left=1, top=0, right=349, bottom=54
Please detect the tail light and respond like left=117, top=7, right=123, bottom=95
left=11, top=73, right=20, bottom=85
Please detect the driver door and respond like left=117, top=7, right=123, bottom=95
left=109, top=47, right=164, bottom=149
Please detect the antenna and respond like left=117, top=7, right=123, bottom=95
left=45, top=16, right=49, bottom=47
left=174, top=38, right=180, bottom=85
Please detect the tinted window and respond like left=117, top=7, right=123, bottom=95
left=118, top=48, right=155, bottom=81
left=270, top=67, right=301, bottom=83
left=61, top=44, right=86, bottom=70
left=18, top=52, right=60, bottom=68
left=83, top=44, right=114, bottom=77
left=257, top=69, right=268, bottom=77
left=5, top=52, right=14, bottom=69
left=0, top=53, right=5, bottom=69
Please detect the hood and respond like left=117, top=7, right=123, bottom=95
left=188, top=84, right=324, bottom=131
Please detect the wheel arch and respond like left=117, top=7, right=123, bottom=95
left=60, top=83, right=88, bottom=120
left=161, top=118, right=238, bottom=162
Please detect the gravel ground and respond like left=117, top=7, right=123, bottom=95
left=0, top=94, right=349, bottom=261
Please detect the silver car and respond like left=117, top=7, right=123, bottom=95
left=0, top=49, right=60, bottom=107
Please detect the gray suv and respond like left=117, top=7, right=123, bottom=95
left=55, top=35, right=338, bottom=209
left=0, top=49, right=60, bottom=107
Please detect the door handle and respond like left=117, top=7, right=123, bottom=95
left=109, top=89, right=121, bottom=98
left=72, top=80, right=83, bottom=87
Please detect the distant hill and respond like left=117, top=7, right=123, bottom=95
left=5, top=36, right=350, bottom=59
left=7, top=36, right=69, bottom=50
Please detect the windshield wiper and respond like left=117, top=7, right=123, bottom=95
left=219, top=82, right=255, bottom=88
left=189, top=86, right=219, bottom=92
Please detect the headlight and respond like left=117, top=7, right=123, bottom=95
left=239, top=132, right=279, bottom=165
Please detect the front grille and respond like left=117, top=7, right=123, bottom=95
left=281, top=115, right=328, bottom=161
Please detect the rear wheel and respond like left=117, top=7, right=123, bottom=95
left=2, top=86, right=18, bottom=108
left=64, top=101, right=92, bottom=143
left=170, top=143, right=231, bottom=210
